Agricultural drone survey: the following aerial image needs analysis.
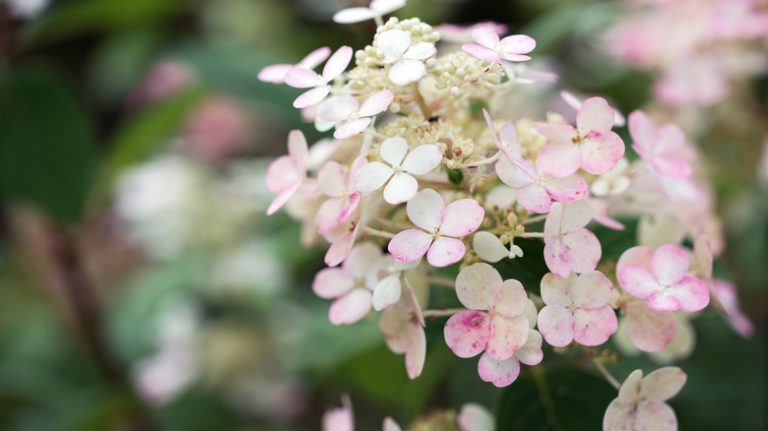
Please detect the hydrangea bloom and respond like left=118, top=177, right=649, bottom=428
left=388, top=189, right=484, bottom=267
left=258, top=47, right=331, bottom=84
left=628, top=110, right=692, bottom=178
left=316, top=90, right=394, bottom=139
left=285, top=46, right=353, bottom=109
left=535, top=97, right=625, bottom=177
left=543, top=201, right=601, bottom=278
left=617, top=245, right=709, bottom=312
left=462, top=27, right=536, bottom=63
left=603, top=367, right=687, bottom=431
left=375, top=30, right=436, bottom=85
left=333, top=0, right=405, bottom=24
left=537, top=271, right=617, bottom=347
left=265, top=130, right=308, bottom=215
left=354, top=137, right=442, bottom=204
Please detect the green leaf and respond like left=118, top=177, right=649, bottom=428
left=496, top=367, right=615, bottom=431
left=0, top=69, right=95, bottom=223
left=495, top=239, right=549, bottom=293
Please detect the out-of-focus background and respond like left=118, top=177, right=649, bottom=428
left=0, top=0, right=765, bottom=430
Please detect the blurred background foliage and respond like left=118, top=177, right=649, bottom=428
left=0, top=0, right=765, bottom=430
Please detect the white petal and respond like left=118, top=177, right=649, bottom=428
left=284, top=67, right=324, bottom=88
left=383, top=173, right=418, bottom=204
left=297, top=46, right=332, bottom=70
left=401, top=144, right=442, bottom=175
left=376, top=30, right=411, bottom=63
left=333, top=7, right=375, bottom=24
left=406, top=188, right=444, bottom=232
left=380, top=136, right=409, bottom=167
left=471, top=27, right=500, bottom=50
left=358, top=90, right=393, bottom=117
left=373, top=274, right=402, bottom=311
left=404, top=42, right=436, bottom=61
left=389, top=59, right=426, bottom=86
left=354, top=161, right=393, bottom=193
left=473, top=232, right=509, bottom=263
left=322, top=46, right=353, bottom=82
left=316, top=96, right=358, bottom=124
left=334, top=118, right=372, bottom=139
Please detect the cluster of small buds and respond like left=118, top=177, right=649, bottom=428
left=259, top=1, right=752, bottom=429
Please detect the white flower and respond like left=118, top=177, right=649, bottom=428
left=284, top=46, right=353, bottom=108
left=375, top=30, right=436, bottom=85
left=316, top=90, right=394, bottom=139
left=333, top=0, right=406, bottom=24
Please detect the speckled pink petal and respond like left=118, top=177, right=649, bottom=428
left=427, top=236, right=466, bottom=267
left=651, top=276, right=709, bottom=312
left=455, top=263, right=501, bottom=310
left=388, top=229, right=432, bottom=263
left=329, top=288, right=372, bottom=325
left=619, top=264, right=661, bottom=300
left=383, top=173, right=418, bottom=204
left=573, top=306, right=617, bottom=346
left=626, top=301, right=676, bottom=352
left=515, top=329, right=543, bottom=365
left=579, top=132, right=625, bottom=175
left=572, top=271, right=613, bottom=308
left=540, top=272, right=574, bottom=307
left=651, top=245, right=689, bottom=286
left=444, top=310, right=491, bottom=358
left=313, top=268, right=355, bottom=299
left=477, top=352, right=520, bottom=387
left=602, top=399, right=634, bottom=431
left=534, top=122, right=575, bottom=146
left=537, top=304, right=574, bottom=347
left=492, top=279, right=528, bottom=317
left=516, top=183, right=552, bottom=214
left=544, top=174, right=588, bottom=204
left=440, top=198, right=485, bottom=237
left=487, top=313, right=529, bottom=360
left=406, top=188, right=444, bottom=232
left=634, top=401, right=677, bottom=431
left=577, top=97, right=615, bottom=134
left=536, top=143, right=581, bottom=178
left=462, top=44, right=501, bottom=62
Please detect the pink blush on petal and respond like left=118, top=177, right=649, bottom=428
left=444, top=310, right=491, bottom=358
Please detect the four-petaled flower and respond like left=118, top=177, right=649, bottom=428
left=315, top=158, right=364, bottom=236
left=628, top=110, right=693, bottom=178
left=333, top=0, right=405, bottom=24
left=443, top=263, right=534, bottom=387
left=375, top=30, right=436, bottom=85
left=285, top=46, right=353, bottom=109
left=543, top=201, right=602, bottom=278
left=617, top=244, right=710, bottom=312
left=355, top=136, right=442, bottom=204
left=258, top=46, right=331, bottom=84
left=462, top=27, right=536, bottom=63
left=312, top=242, right=387, bottom=325
left=265, top=130, right=308, bottom=215
left=316, top=90, right=394, bottom=139
left=603, top=367, right=687, bottom=431
left=535, top=97, right=625, bottom=178
left=537, top=271, right=617, bottom=347
left=379, top=282, right=426, bottom=379
left=387, top=189, right=484, bottom=267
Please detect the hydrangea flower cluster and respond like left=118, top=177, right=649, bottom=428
left=260, top=1, right=752, bottom=428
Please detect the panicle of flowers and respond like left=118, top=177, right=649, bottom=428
left=259, top=2, right=751, bottom=429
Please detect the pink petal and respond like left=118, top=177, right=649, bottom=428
left=462, top=44, right=501, bottom=62
left=287, top=130, right=308, bottom=167
left=354, top=161, right=392, bottom=193
left=515, top=330, right=543, bottom=365
left=571, top=271, right=613, bottom=308
left=284, top=67, right=324, bottom=88
left=440, top=198, right=485, bottom=237
left=477, top=353, right=520, bottom=387
left=316, top=96, right=358, bottom=124
left=536, top=143, right=581, bottom=178
left=427, top=236, right=466, bottom=267
left=318, top=161, right=348, bottom=197
left=487, top=313, right=529, bottom=360
left=495, top=158, right=535, bottom=189
left=471, top=27, right=501, bottom=49
left=628, top=110, right=655, bottom=157
left=406, top=188, right=444, bottom=232
left=316, top=198, right=346, bottom=235
left=627, top=301, right=676, bottom=352
left=616, top=246, right=654, bottom=275
left=650, top=245, right=690, bottom=286
left=561, top=229, right=601, bottom=273
left=257, top=64, right=292, bottom=83
left=267, top=184, right=300, bottom=215
left=293, top=85, right=331, bottom=108
left=500, top=34, right=536, bottom=55
left=265, top=155, right=300, bottom=194
left=534, top=122, right=575, bottom=146
left=577, top=97, right=614, bottom=134
left=618, top=265, right=660, bottom=300
left=329, top=288, right=372, bottom=325
left=634, top=401, right=677, bottom=431
left=405, top=325, right=426, bottom=379
left=492, top=279, right=528, bottom=317
left=544, top=174, right=588, bottom=204
left=333, top=7, right=375, bottom=24
left=380, top=136, right=409, bottom=167
left=324, top=224, right=358, bottom=267
left=573, top=306, right=617, bottom=346
left=334, top=118, right=372, bottom=139
left=388, top=229, right=432, bottom=263
left=540, top=272, right=573, bottom=307
left=322, top=46, right=353, bottom=82
left=653, top=154, right=692, bottom=179
left=313, top=268, right=354, bottom=299
left=444, top=310, right=491, bottom=358
left=358, top=90, right=394, bottom=117
left=603, top=399, right=633, bottom=431
left=401, top=144, right=442, bottom=175
left=516, top=183, right=552, bottom=214
left=579, top=132, right=625, bottom=175
left=537, top=305, right=574, bottom=347
left=649, top=276, right=709, bottom=312
left=389, top=59, right=426, bottom=86
left=323, top=404, right=354, bottom=431
left=383, top=173, right=418, bottom=204
left=641, top=367, right=686, bottom=401
left=455, top=263, right=501, bottom=310
left=296, top=46, right=332, bottom=70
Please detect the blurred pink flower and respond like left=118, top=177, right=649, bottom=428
left=603, top=367, right=686, bottom=431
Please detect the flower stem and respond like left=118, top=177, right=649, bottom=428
left=519, top=232, right=544, bottom=239
left=422, top=308, right=463, bottom=317
left=522, top=214, right=547, bottom=225
left=593, top=358, right=621, bottom=390
left=464, top=151, right=501, bottom=168
left=429, top=275, right=455, bottom=288
left=362, top=226, right=395, bottom=239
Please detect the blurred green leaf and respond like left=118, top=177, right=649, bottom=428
left=0, top=69, right=95, bottom=223
left=495, top=238, right=549, bottom=293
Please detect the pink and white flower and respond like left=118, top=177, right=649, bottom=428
left=710, top=279, right=754, bottom=338
left=560, top=90, right=626, bottom=127
left=316, top=90, right=394, bottom=139
left=617, top=245, right=709, bottom=312
left=618, top=300, right=677, bottom=353
left=379, top=282, right=426, bottom=379
left=354, top=137, right=442, bottom=204
left=333, top=0, right=405, bottom=24
left=603, top=367, right=686, bottom=431
left=462, top=27, right=536, bottom=63
left=443, top=264, right=534, bottom=387
left=258, top=46, right=331, bottom=84
left=312, top=242, right=388, bottom=325
left=372, top=258, right=419, bottom=311
left=543, top=201, right=601, bottom=278
left=534, top=97, right=625, bottom=177
left=628, top=110, right=693, bottom=178
left=537, top=271, right=617, bottom=347
left=315, top=158, right=364, bottom=236
left=265, top=130, right=308, bottom=215
left=375, top=30, right=436, bottom=85
left=387, top=189, right=484, bottom=267
left=285, top=46, right=352, bottom=109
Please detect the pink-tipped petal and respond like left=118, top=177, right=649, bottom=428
left=316, top=198, right=346, bottom=235
left=579, top=132, right=625, bottom=175
left=572, top=271, right=613, bottom=308
left=440, top=199, right=485, bottom=237
left=328, top=288, right=372, bottom=325
left=258, top=64, right=292, bottom=83
left=628, top=110, right=655, bottom=156
left=500, top=34, right=536, bottom=55
left=537, top=305, right=574, bottom=347
left=322, top=46, right=353, bottom=82
left=401, top=144, right=442, bottom=175
left=651, top=245, right=690, bottom=286
left=284, top=67, right=324, bottom=88
left=383, top=173, right=418, bottom=204
left=573, top=307, right=617, bottom=346
left=540, top=273, right=574, bottom=307
left=297, top=46, right=332, bottom=69
left=318, top=161, right=348, bottom=197
left=293, top=85, right=331, bottom=108
left=462, top=44, right=501, bottom=62
left=544, top=174, right=588, bottom=204
left=577, top=97, right=615, bottom=134
left=492, top=279, right=529, bottom=317
left=516, top=183, right=552, bottom=213
left=618, top=265, right=660, bottom=300
left=265, top=155, right=300, bottom=194
left=651, top=276, right=709, bottom=312
left=534, top=122, right=575, bottom=146
left=495, top=158, right=535, bottom=189
left=515, top=330, right=544, bottom=365
left=536, top=143, right=581, bottom=178
left=358, top=90, right=394, bottom=117
left=626, top=301, right=676, bottom=352
left=641, top=367, right=687, bottom=401
left=471, top=27, right=501, bottom=49
left=634, top=402, right=678, bottom=431
left=334, top=118, right=372, bottom=139
left=267, top=184, right=300, bottom=215
left=477, top=353, right=520, bottom=387
left=405, top=326, right=426, bottom=379
left=487, top=314, right=529, bottom=360
left=406, top=188, right=444, bottom=232
left=313, top=268, right=354, bottom=299
left=388, top=229, right=433, bottom=263
left=603, top=399, right=633, bottom=431
left=316, top=96, right=358, bottom=124
left=444, top=310, right=491, bottom=358
left=427, top=236, right=466, bottom=267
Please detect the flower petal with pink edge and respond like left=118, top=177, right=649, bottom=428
left=294, top=85, right=331, bottom=108
left=388, top=229, right=433, bottom=263
left=284, top=67, right=324, bottom=88
left=573, top=307, right=617, bottom=346
left=296, top=46, right=332, bottom=69
left=495, top=158, right=535, bottom=188
left=401, top=144, right=442, bottom=175
left=650, top=276, right=709, bottom=312
left=540, top=273, right=573, bottom=307
left=265, top=155, right=299, bottom=194
left=328, top=288, right=372, bottom=325
left=316, top=198, right=346, bottom=235
left=440, top=199, right=485, bottom=237
left=257, top=64, right=292, bottom=83
left=619, top=265, right=661, bottom=300
left=389, top=59, right=426, bottom=86
left=534, top=122, right=575, bottom=146
left=579, top=132, right=625, bottom=175
left=317, top=96, right=358, bottom=124
left=537, top=304, right=574, bottom=347
left=358, top=90, right=394, bottom=117
left=626, top=301, right=676, bottom=352
left=405, top=325, right=426, bottom=379
left=536, top=143, right=581, bottom=178
left=477, top=352, right=520, bottom=387
left=492, top=279, right=528, bottom=317
left=628, top=110, right=654, bottom=155
left=472, top=27, right=500, bottom=49
left=635, top=401, right=678, bottom=431
left=334, top=118, right=372, bottom=139
left=571, top=271, right=613, bottom=308
left=427, top=236, right=466, bottom=267
left=322, top=46, right=352, bottom=82
left=577, top=97, right=614, bottom=134
left=380, top=136, right=409, bottom=167
left=383, top=173, right=418, bottom=204
left=406, top=188, right=444, bottom=232
left=444, top=310, right=491, bottom=358
left=544, top=174, right=588, bottom=204
left=487, top=313, right=529, bottom=360
left=616, top=246, right=654, bottom=274
left=317, top=161, right=347, bottom=197
left=500, top=34, right=536, bottom=56
left=354, top=161, right=393, bottom=193
left=267, top=184, right=301, bottom=216
left=562, top=229, right=601, bottom=272
left=516, top=183, right=552, bottom=213
left=650, top=245, right=689, bottom=286
left=462, top=44, right=501, bottom=62
left=455, top=263, right=501, bottom=310
left=313, top=268, right=354, bottom=299
left=324, top=224, right=358, bottom=267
